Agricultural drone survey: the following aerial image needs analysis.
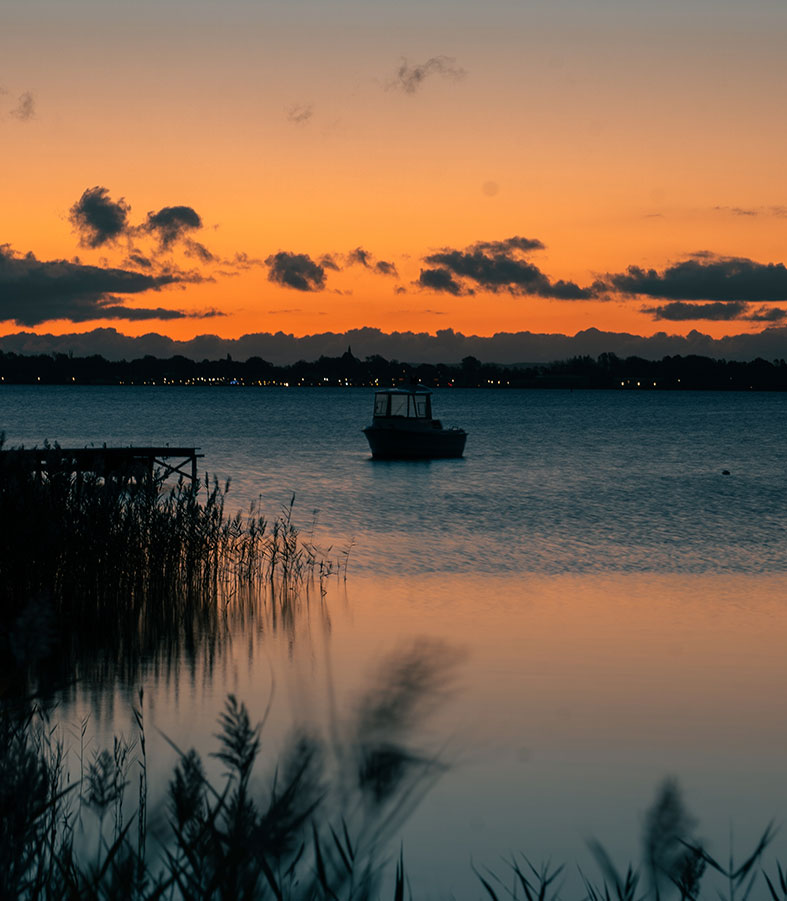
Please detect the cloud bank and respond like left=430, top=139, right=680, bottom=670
left=610, top=256, right=787, bottom=302
left=0, top=244, right=216, bottom=326
left=4, top=325, right=787, bottom=365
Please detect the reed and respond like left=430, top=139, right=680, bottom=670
left=475, top=781, right=779, bottom=901
left=0, top=666, right=449, bottom=901
left=0, top=441, right=337, bottom=697
left=4, top=697, right=787, bottom=900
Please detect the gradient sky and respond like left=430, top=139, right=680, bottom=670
left=2, top=0, right=787, bottom=343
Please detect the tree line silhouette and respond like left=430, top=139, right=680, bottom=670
left=2, top=347, right=787, bottom=389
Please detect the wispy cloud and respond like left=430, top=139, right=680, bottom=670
left=9, top=91, right=35, bottom=121
left=346, top=246, right=398, bottom=277
left=286, top=102, right=314, bottom=124
left=714, top=205, right=787, bottom=218
left=388, top=56, right=466, bottom=94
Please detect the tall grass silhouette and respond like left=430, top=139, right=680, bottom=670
left=1, top=656, right=456, bottom=899
left=0, top=440, right=335, bottom=697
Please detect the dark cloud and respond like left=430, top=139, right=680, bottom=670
left=609, top=256, right=787, bottom=302
left=471, top=237, right=545, bottom=255
left=0, top=244, right=206, bottom=326
left=389, top=56, right=466, bottom=94
left=74, top=302, right=213, bottom=322
left=345, top=247, right=398, bottom=277
left=642, top=301, right=749, bottom=321
left=745, top=306, right=787, bottom=322
left=375, top=260, right=398, bottom=277
left=714, top=205, right=787, bottom=219
left=69, top=186, right=131, bottom=248
left=184, top=240, right=215, bottom=263
left=418, top=267, right=467, bottom=296
left=126, top=253, right=153, bottom=269
left=265, top=252, right=326, bottom=291
left=319, top=253, right=342, bottom=271
left=69, top=187, right=224, bottom=266
left=287, top=103, right=314, bottom=124
left=143, top=206, right=202, bottom=249
left=418, top=236, right=597, bottom=299
left=10, top=91, right=35, bottom=121
left=347, top=247, right=372, bottom=268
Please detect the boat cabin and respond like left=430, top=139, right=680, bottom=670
left=363, top=383, right=465, bottom=458
left=372, top=386, right=433, bottom=420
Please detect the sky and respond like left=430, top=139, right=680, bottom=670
left=2, top=0, right=787, bottom=348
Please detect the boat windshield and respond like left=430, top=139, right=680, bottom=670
left=375, top=392, right=430, bottom=418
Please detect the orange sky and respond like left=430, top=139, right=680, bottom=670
left=2, top=0, right=787, bottom=345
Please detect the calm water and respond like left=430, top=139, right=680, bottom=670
left=3, top=385, right=786, bottom=574
left=3, top=386, right=787, bottom=897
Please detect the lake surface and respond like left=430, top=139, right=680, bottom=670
left=3, top=386, right=787, bottom=896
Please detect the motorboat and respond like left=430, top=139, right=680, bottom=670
left=362, top=384, right=467, bottom=459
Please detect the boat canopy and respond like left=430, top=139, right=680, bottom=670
left=373, top=385, right=432, bottom=419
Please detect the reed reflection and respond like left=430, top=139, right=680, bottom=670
left=0, top=445, right=336, bottom=703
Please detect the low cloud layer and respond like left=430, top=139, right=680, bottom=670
left=643, top=301, right=749, bottom=321
left=418, top=236, right=599, bottom=299
left=643, top=300, right=787, bottom=323
left=389, top=56, right=466, bottom=94
left=0, top=244, right=216, bottom=326
left=6, top=325, right=787, bottom=367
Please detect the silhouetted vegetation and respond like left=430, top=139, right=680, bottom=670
left=3, top=696, right=784, bottom=900
left=3, top=348, right=787, bottom=389
left=475, top=780, right=778, bottom=901
left=0, top=443, right=338, bottom=700
left=0, top=445, right=457, bottom=896
left=0, top=662, right=452, bottom=901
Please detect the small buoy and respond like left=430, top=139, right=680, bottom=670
left=722, top=469, right=730, bottom=475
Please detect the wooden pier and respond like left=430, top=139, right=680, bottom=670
left=3, top=446, right=204, bottom=483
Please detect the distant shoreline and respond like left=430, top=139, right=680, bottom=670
left=2, top=348, right=787, bottom=391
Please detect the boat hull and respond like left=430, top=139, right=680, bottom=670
left=363, top=425, right=467, bottom=459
